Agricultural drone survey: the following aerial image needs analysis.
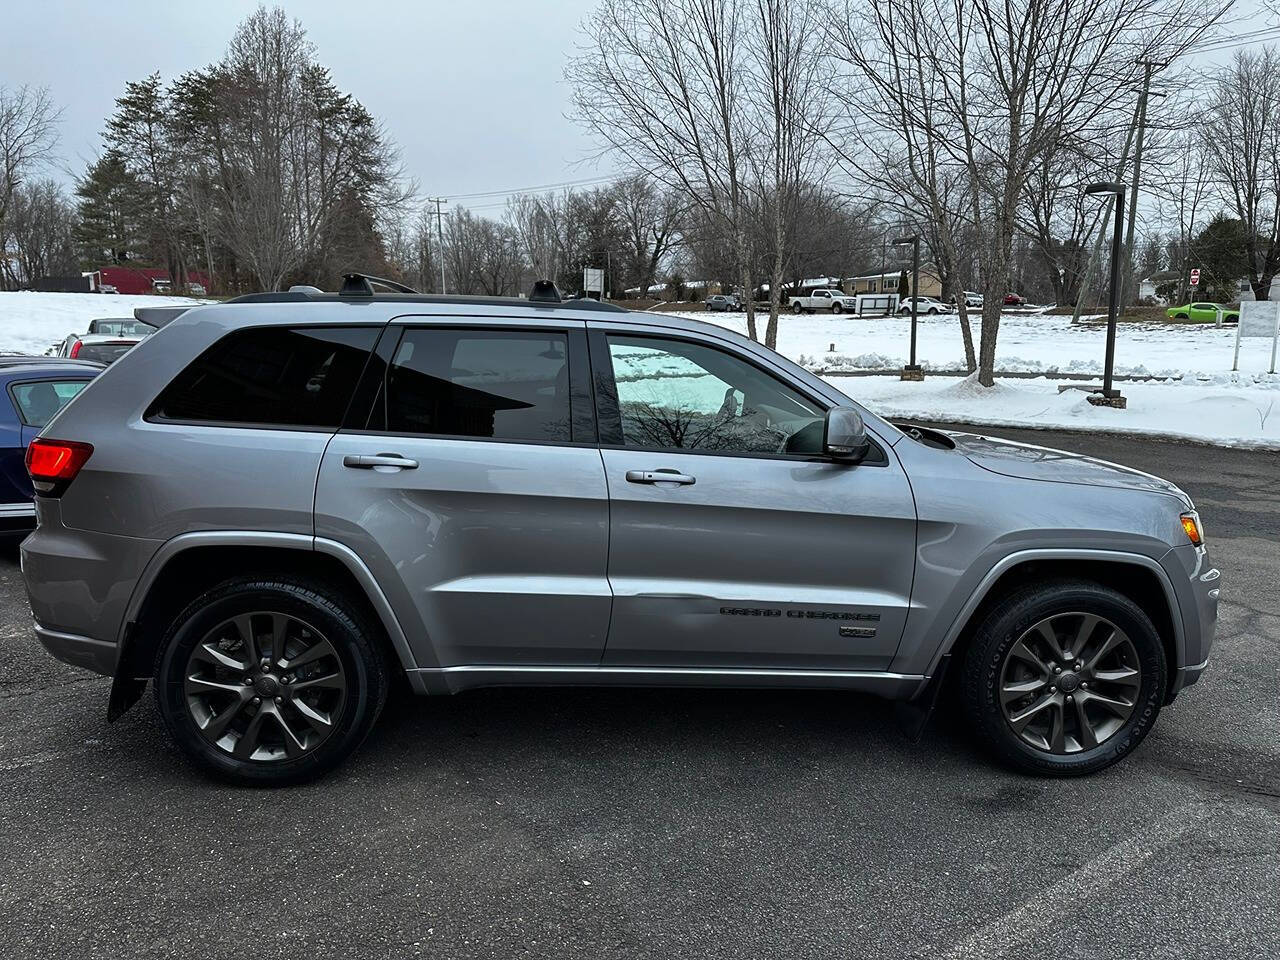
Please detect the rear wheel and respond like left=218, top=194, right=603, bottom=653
left=961, top=580, right=1166, bottom=776
left=156, top=576, right=389, bottom=786
left=793, top=302, right=803, bottom=314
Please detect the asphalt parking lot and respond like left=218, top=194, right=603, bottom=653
left=0, top=426, right=1276, bottom=960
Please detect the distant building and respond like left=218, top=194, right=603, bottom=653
left=92, top=266, right=210, bottom=296
left=843, top=270, right=943, bottom=298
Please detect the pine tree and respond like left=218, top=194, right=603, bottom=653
left=74, top=151, right=137, bottom=265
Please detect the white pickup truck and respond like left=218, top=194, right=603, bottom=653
left=789, top=288, right=858, bottom=314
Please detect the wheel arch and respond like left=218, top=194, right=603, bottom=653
left=115, top=532, right=419, bottom=688
left=932, top=550, right=1183, bottom=691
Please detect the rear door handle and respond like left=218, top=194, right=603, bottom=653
left=626, top=469, right=696, bottom=486
left=343, top=454, right=419, bottom=470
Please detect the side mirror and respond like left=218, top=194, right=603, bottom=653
left=824, top=406, right=871, bottom=463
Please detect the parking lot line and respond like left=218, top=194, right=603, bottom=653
left=943, top=802, right=1215, bottom=959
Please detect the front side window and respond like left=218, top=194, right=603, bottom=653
left=150, top=326, right=378, bottom=428
left=605, top=335, right=825, bottom=455
left=377, top=328, right=571, bottom=443
left=11, top=380, right=89, bottom=427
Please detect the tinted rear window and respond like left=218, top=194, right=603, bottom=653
left=10, top=380, right=89, bottom=427
left=374, top=328, right=571, bottom=442
left=151, top=326, right=378, bottom=428
left=78, top=343, right=136, bottom=364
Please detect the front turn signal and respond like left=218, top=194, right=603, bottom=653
left=1180, top=512, right=1203, bottom=546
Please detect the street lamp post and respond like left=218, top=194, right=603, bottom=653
left=894, top=234, right=924, bottom=381
left=1083, top=182, right=1127, bottom=409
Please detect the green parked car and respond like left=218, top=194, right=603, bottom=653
left=1167, top=302, right=1239, bottom=323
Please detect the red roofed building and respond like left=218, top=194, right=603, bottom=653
left=95, top=266, right=211, bottom=296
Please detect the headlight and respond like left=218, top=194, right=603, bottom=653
left=1180, top=511, right=1204, bottom=546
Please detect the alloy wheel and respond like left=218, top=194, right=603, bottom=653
left=183, top=611, right=347, bottom=761
left=998, top=612, right=1141, bottom=755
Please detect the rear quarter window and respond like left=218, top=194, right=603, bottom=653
left=10, top=380, right=89, bottom=428
left=148, top=326, right=379, bottom=429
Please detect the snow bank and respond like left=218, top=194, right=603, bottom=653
left=843, top=372, right=1280, bottom=449
left=0, top=291, right=212, bottom=355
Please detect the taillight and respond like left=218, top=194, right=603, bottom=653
left=26, top=438, right=94, bottom=496
left=69, top=339, right=82, bottom=358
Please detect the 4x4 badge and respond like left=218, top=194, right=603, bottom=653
left=839, top=626, right=877, bottom=639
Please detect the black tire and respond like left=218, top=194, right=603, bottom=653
left=793, top=302, right=803, bottom=314
left=832, top=303, right=842, bottom=314
left=155, top=576, right=389, bottom=786
left=927, top=307, right=939, bottom=314
left=960, top=579, right=1166, bottom=776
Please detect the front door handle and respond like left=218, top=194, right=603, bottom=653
left=626, top=469, right=696, bottom=486
left=343, top=454, right=419, bottom=470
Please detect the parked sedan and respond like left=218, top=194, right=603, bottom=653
left=704, top=294, right=742, bottom=312
left=0, top=359, right=103, bottom=534
left=1003, top=293, right=1026, bottom=306
left=1167, top=302, right=1240, bottom=324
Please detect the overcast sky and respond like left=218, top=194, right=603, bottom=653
left=0, top=0, right=616, bottom=206
left=1, top=0, right=1274, bottom=215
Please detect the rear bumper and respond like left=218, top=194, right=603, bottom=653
left=35, top=623, right=118, bottom=676
left=21, top=499, right=161, bottom=671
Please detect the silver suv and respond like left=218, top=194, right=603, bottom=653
left=22, top=280, right=1219, bottom=784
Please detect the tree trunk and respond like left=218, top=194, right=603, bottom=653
left=737, top=228, right=757, bottom=342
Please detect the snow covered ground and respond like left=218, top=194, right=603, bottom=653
left=668, top=307, right=1280, bottom=448
left=0, top=291, right=212, bottom=355
left=674, top=306, right=1270, bottom=379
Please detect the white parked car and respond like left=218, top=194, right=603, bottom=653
left=898, top=297, right=949, bottom=315
left=790, top=288, right=858, bottom=314
left=963, top=291, right=983, bottom=308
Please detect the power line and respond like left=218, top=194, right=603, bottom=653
left=442, top=173, right=621, bottom=202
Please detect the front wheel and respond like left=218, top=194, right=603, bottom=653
left=155, top=576, right=389, bottom=786
left=832, top=303, right=842, bottom=314
left=960, top=579, right=1166, bottom=776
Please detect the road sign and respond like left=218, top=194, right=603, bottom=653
left=1233, top=300, right=1280, bottom=374
left=583, top=267, right=604, bottom=295
left=1190, top=268, right=1200, bottom=286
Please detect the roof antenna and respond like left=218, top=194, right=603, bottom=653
left=528, top=279, right=562, bottom=304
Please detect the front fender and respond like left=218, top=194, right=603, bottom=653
left=891, top=547, right=1185, bottom=679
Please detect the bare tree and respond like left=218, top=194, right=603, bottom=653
left=1, top=179, right=77, bottom=287
left=1203, top=47, right=1280, bottom=300
left=0, top=84, right=61, bottom=290
left=614, top=175, right=682, bottom=299
left=748, top=0, right=834, bottom=348
left=831, top=0, right=1213, bottom=385
left=569, top=0, right=761, bottom=338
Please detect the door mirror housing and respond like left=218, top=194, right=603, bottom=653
left=824, top=406, right=871, bottom=463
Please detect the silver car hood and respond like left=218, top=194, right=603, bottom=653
left=945, top=430, right=1191, bottom=505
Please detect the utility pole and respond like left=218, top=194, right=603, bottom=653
left=428, top=197, right=448, bottom=294
left=1119, top=60, right=1167, bottom=309
left=1071, top=102, right=1140, bottom=325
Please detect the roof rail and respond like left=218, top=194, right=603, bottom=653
left=340, top=273, right=417, bottom=296
left=528, top=279, right=562, bottom=303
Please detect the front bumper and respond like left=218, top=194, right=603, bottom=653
left=34, top=622, right=118, bottom=676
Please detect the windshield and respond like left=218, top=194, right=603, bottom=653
left=89, top=319, right=156, bottom=337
